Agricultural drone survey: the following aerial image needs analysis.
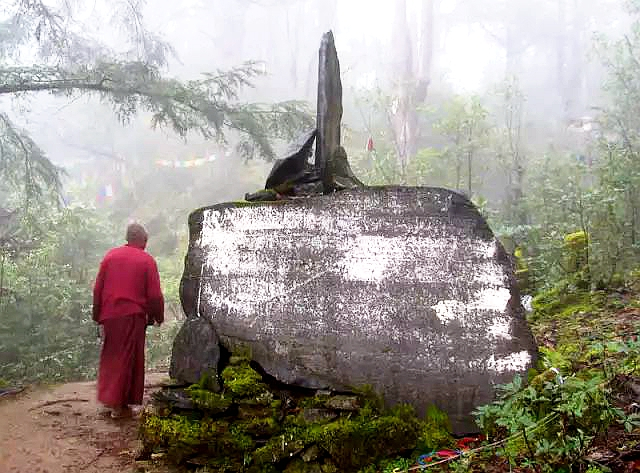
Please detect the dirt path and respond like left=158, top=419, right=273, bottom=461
left=0, top=373, right=167, bottom=473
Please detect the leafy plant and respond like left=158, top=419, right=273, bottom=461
left=474, top=372, right=630, bottom=471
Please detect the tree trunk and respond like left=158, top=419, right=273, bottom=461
left=416, top=0, right=435, bottom=103
left=556, top=0, right=567, bottom=114
left=390, top=0, right=436, bottom=173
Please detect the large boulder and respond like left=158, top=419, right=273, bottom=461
left=170, top=317, right=220, bottom=389
left=178, top=186, right=537, bottom=433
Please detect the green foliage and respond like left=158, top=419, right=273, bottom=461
left=474, top=373, right=622, bottom=470
left=470, top=278, right=640, bottom=471
left=0, top=206, right=114, bottom=382
left=0, top=113, right=63, bottom=208
left=0, top=1, right=312, bottom=208
left=416, top=404, right=454, bottom=453
left=432, top=95, right=490, bottom=195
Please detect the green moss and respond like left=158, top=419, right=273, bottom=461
left=221, top=361, right=269, bottom=399
left=348, top=384, right=385, bottom=415
left=247, top=464, right=280, bottom=473
left=312, top=411, right=421, bottom=470
left=564, top=231, right=588, bottom=274
left=415, top=404, right=453, bottom=452
left=531, top=287, right=598, bottom=320
left=186, top=386, right=233, bottom=414
left=252, top=434, right=307, bottom=464
left=298, top=393, right=332, bottom=410
left=271, top=399, right=282, bottom=410
left=239, top=390, right=275, bottom=407
left=139, top=413, right=255, bottom=465
left=321, top=460, right=339, bottom=473
left=142, top=374, right=446, bottom=472
left=193, top=370, right=219, bottom=391
left=229, top=355, right=251, bottom=365
left=237, top=416, right=281, bottom=438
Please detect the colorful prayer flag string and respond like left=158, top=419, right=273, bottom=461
left=155, top=155, right=217, bottom=168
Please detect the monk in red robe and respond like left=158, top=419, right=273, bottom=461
left=92, top=223, right=164, bottom=418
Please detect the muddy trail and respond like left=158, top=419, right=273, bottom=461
left=0, top=373, right=167, bottom=473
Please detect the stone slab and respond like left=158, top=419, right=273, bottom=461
left=179, top=186, right=537, bottom=433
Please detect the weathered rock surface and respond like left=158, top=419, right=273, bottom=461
left=315, top=31, right=361, bottom=192
left=264, top=128, right=317, bottom=191
left=179, top=186, right=537, bottom=433
left=170, top=317, right=220, bottom=389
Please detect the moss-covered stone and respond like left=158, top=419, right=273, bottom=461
left=141, top=354, right=451, bottom=472
left=238, top=390, right=275, bottom=406
left=564, top=230, right=588, bottom=273
left=186, top=386, right=233, bottom=414
left=298, top=393, right=331, bottom=410
left=221, top=361, right=270, bottom=399
left=238, top=404, right=277, bottom=420
left=139, top=413, right=254, bottom=466
left=237, top=416, right=281, bottom=438
left=311, top=411, right=421, bottom=470
left=324, top=395, right=359, bottom=411
left=252, top=434, right=307, bottom=464
left=230, top=355, right=252, bottom=365
left=320, top=459, right=339, bottom=473
left=415, top=404, right=454, bottom=452
left=284, top=458, right=323, bottom=473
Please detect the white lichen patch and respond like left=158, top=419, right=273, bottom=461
left=487, top=317, right=513, bottom=341
left=487, top=351, right=532, bottom=373
left=432, top=300, right=466, bottom=324
left=472, top=287, right=511, bottom=312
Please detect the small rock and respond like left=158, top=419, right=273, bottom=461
left=151, top=389, right=195, bottom=410
left=245, top=189, right=280, bottom=202
left=301, top=445, right=321, bottom=463
left=238, top=405, right=274, bottom=420
left=285, top=458, right=322, bottom=473
left=321, top=459, right=339, bottom=473
left=302, top=408, right=338, bottom=423
left=170, top=317, right=220, bottom=388
left=325, top=395, right=359, bottom=411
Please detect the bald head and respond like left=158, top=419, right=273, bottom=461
left=126, top=223, right=148, bottom=248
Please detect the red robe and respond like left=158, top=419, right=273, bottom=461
left=92, top=243, right=164, bottom=407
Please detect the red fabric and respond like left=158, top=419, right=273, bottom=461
left=92, top=244, right=164, bottom=324
left=366, top=137, right=374, bottom=152
left=97, top=313, right=146, bottom=407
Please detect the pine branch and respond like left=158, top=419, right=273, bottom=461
left=0, top=113, right=64, bottom=208
left=0, top=62, right=313, bottom=160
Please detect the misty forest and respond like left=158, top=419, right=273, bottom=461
left=2, top=0, right=640, bottom=472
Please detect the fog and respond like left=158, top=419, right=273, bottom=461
left=2, top=0, right=640, bottom=384
left=8, top=0, right=628, bottom=195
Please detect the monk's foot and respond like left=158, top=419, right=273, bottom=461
left=134, top=446, right=152, bottom=461
left=110, top=406, right=133, bottom=419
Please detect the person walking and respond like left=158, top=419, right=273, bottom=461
left=92, top=223, right=164, bottom=418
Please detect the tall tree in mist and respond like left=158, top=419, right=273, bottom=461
left=0, top=0, right=312, bottom=207
left=389, top=0, right=436, bottom=172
